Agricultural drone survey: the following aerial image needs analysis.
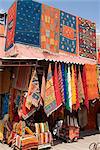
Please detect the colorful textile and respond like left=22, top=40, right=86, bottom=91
left=74, top=66, right=80, bottom=110
left=25, top=69, right=40, bottom=110
left=82, top=65, right=99, bottom=107
left=41, top=71, right=46, bottom=100
left=61, top=64, right=66, bottom=104
left=12, top=66, right=31, bottom=91
left=0, top=24, right=5, bottom=36
left=77, top=66, right=85, bottom=104
left=22, top=98, right=37, bottom=120
left=78, top=17, right=96, bottom=59
left=59, top=11, right=77, bottom=54
left=98, top=49, right=100, bottom=64
left=0, top=120, right=4, bottom=141
left=44, top=63, right=57, bottom=116
left=41, top=4, right=60, bottom=53
left=58, top=63, right=65, bottom=103
left=5, top=2, right=17, bottom=50
left=97, top=65, right=100, bottom=93
left=71, top=65, right=77, bottom=105
left=15, top=0, right=41, bottom=47
left=53, top=63, right=62, bottom=108
left=64, top=65, right=70, bottom=110
left=2, top=94, right=9, bottom=117
left=67, top=65, right=72, bottom=111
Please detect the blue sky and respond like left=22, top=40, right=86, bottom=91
left=0, top=0, right=100, bottom=32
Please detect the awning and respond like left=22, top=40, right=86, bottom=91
left=5, top=43, right=97, bottom=65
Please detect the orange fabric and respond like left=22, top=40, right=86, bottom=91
left=41, top=4, right=60, bottom=53
left=0, top=24, right=5, bottom=35
left=62, top=26, right=74, bottom=40
left=83, top=64, right=99, bottom=101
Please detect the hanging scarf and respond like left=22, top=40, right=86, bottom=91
left=67, top=65, right=72, bottom=111
left=71, top=65, right=77, bottom=105
left=77, top=66, right=85, bottom=104
left=97, top=65, right=100, bottom=93
left=44, top=63, right=57, bottom=116
left=74, top=65, right=80, bottom=110
left=61, top=64, right=66, bottom=104
left=53, top=63, right=62, bottom=108
left=58, top=63, right=65, bottom=103
left=41, top=71, right=46, bottom=100
left=25, top=69, right=40, bottom=110
left=64, top=65, right=70, bottom=110
left=82, top=64, right=99, bottom=108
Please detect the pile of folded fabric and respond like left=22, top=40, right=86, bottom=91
left=35, top=122, right=53, bottom=145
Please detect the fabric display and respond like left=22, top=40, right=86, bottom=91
left=58, top=63, right=65, bottom=103
left=77, top=66, right=85, bottom=104
left=0, top=24, right=5, bottom=36
left=71, top=65, right=77, bottom=105
left=12, top=66, right=31, bottom=91
left=82, top=64, right=99, bottom=106
left=15, top=0, right=41, bottom=47
left=53, top=63, right=63, bottom=109
left=41, top=4, right=60, bottom=53
left=5, top=1, right=17, bottom=50
left=78, top=17, right=96, bottom=59
left=25, top=68, right=40, bottom=110
left=97, top=65, right=100, bottom=93
left=34, top=122, right=52, bottom=145
left=74, top=66, right=80, bottom=110
left=59, top=11, right=77, bottom=54
left=41, top=71, right=46, bottom=101
left=62, top=64, right=72, bottom=111
left=44, top=63, right=57, bottom=116
left=0, top=120, right=4, bottom=141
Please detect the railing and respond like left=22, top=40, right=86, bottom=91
left=89, top=142, right=100, bottom=150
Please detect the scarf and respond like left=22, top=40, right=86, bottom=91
left=53, top=63, right=62, bottom=108
left=82, top=64, right=99, bottom=108
left=43, top=63, right=57, bottom=116
left=71, top=65, right=77, bottom=105
left=58, top=63, right=65, bottom=103
left=77, top=66, right=85, bottom=104
left=25, top=69, right=40, bottom=110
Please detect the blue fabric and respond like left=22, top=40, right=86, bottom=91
left=61, top=64, right=66, bottom=104
left=2, top=94, right=9, bottom=117
left=59, top=11, right=76, bottom=54
left=15, top=0, right=41, bottom=47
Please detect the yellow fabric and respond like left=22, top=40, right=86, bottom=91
left=25, top=127, right=35, bottom=135
left=71, top=65, right=77, bottom=105
left=0, top=120, right=4, bottom=141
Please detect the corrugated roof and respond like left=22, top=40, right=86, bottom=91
left=5, top=43, right=97, bottom=64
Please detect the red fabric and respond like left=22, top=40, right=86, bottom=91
left=6, top=2, right=17, bottom=49
left=53, top=63, right=62, bottom=108
left=82, top=66, right=89, bottom=109
left=98, top=48, right=100, bottom=64
left=74, top=66, right=80, bottom=110
left=22, top=98, right=36, bottom=120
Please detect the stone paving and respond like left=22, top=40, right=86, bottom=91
left=0, top=134, right=100, bottom=150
